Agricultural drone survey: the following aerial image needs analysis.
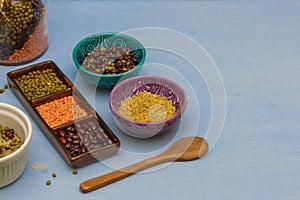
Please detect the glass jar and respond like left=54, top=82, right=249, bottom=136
left=0, top=0, right=48, bottom=65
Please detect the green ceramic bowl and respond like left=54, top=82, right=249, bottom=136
left=72, top=32, right=146, bottom=88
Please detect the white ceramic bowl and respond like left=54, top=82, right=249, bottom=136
left=0, top=102, right=32, bottom=188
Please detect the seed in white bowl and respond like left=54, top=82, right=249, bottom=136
left=0, top=124, right=23, bottom=158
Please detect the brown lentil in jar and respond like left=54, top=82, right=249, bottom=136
left=0, top=0, right=48, bottom=65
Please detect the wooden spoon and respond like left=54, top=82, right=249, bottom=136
left=80, top=136, right=208, bottom=193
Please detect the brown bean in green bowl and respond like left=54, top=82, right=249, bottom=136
left=72, top=32, right=146, bottom=89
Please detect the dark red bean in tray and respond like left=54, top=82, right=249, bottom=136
left=54, top=119, right=113, bottom=157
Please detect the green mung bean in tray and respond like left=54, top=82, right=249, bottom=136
left=15, top=68, right=68, bottom=100
left=0, top=124, right=23, bottom=158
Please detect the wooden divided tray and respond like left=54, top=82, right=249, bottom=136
left=7, top=60, right=120, bottom=168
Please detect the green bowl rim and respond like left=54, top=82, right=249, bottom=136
left=72, top=32, right=146, bottom=78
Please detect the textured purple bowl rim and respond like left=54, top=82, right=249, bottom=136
left=109, top=76, right=188, bottom=126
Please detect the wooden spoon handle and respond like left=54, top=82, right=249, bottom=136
left=80, top=155, right=173, bottom=193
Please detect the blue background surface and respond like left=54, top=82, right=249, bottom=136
left=0, top=0, right=299, bottom=199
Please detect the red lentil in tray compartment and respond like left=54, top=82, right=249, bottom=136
left=6, top=61, right=120, bottom=168
left=34, top=95, right=88, bottom=128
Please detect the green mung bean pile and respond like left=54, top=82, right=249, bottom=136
left=15, top=68, right=68, bottom=100
left=0, top=124, right=23, bottom=158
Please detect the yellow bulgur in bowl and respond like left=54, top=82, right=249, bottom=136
left=109, top=76, right=187, bottom=138
left=119, top=91, right=176, bottom=123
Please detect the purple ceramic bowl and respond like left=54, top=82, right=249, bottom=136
left=109, top=76, right=187, bottom=138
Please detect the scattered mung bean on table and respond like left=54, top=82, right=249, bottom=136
left=0, top=84, right=9, bottom=95
left=119, top=92, right=176, bottom=123
left=46, top=180, right=51, bottom=186
left=36, top=96, right=87, bottom=128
